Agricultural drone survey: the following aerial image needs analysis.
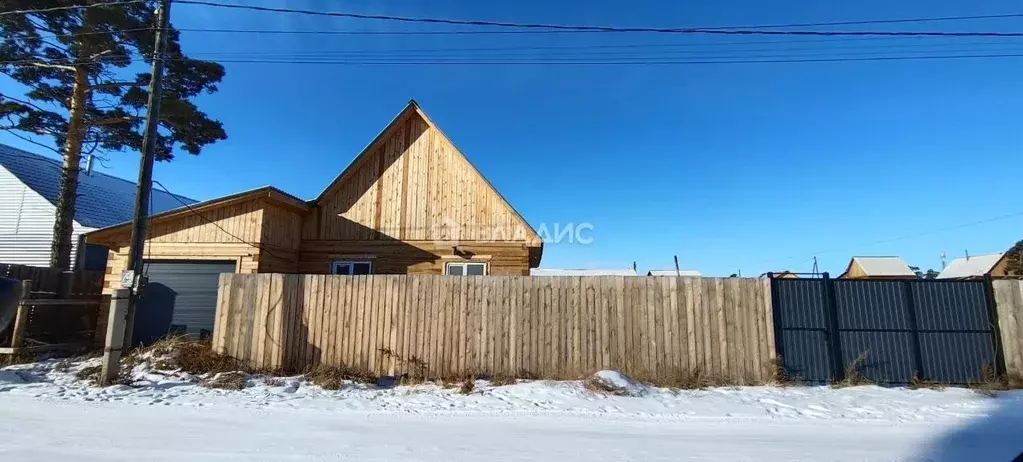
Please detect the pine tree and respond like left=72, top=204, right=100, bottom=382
left=1004, top=240, right=1023, bottom=276
left=0, top=1, right=226, bottom=269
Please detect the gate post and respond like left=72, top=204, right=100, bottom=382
left=822, top=273, right=846, bottom=382
left=983, top=274, right=1007, bottom=376
left=902, top=280, right=925, bottom=380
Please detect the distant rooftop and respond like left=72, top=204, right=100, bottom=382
left=647, top=269, right=702, bottom=277
left=530, top=268, right=638, bottom=276
left=0, top=144, right=195, bottom=228
left=849, top=256, right=916, bottom=277
left=937, top=253, right=1005, bottom=279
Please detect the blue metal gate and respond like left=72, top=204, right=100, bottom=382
left=771, top=274, right=1003, bottom=384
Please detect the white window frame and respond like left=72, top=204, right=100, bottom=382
left=445, top=262, right=488, bottom=276
left=331, top=260, right=373, bottom=275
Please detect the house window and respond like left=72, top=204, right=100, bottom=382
left=331, top=261, right=373, bottom=275
left=446, top=262, right=487, bottom=276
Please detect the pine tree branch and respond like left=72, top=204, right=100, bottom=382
left=0, top=124, right=62, bottom=155
left=29, top=62, right=76, bottom=71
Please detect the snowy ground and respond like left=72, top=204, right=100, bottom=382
left=1, top=358, right=1021, bottom=461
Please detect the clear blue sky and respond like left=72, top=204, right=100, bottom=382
left=3, top=0, right=1023, bottom=276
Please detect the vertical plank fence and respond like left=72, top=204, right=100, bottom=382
left=213, top=275, right=777, bottom=382
left=992, top=279, right=1023, bottom=378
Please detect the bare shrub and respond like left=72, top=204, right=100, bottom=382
left=75, top=365, right=101, bottom=381
left=202, top=371, right=248, bottom=390
left=488, top=374, right=516, bottom=386
left=633, top=368, right=735, bottom=389
left=307, top=364, right=376, bottom=390
left=832, top=352, right=872, bottom=389
left=969, top=364, right=1023, bottom=397
left=765, top=357, right=803, bottom=387
left=909, top=373, right=946, bottom=391
left=137, top=336, right=242, bottom=375
left=459, top=379, right=475, bottom=395
left=583, top=375, right=628, bottom=395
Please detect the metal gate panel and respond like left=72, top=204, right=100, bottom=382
left=771, top=275, right=999, bottom=385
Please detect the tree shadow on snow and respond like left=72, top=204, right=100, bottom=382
left=918, top=392, right=1023, bottom=461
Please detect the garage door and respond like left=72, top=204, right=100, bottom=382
left=132, top=260, right=236, bottom=345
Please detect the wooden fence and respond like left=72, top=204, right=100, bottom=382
left=0, top=264, right=105, bottom=353
left=213, top=274, right=776, bottom=382
left=993, top=279, right=1023, bottom=378
left=0, top=263, right=104, bottom=296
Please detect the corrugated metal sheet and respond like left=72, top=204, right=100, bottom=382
left=771, top=277, right=996, bottom=385
left=0, top=165, right=90, bottom=267
left=133, top=261, right=236, bottom=345
left=771, top=278, right=832, bottom=383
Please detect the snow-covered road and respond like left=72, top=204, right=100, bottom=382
left=0, top=395, right=986, bottom=461
left=1, top=359, right=1021, bottom=461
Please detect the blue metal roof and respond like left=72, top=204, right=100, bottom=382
left=0, top=143, right=196, bottom=229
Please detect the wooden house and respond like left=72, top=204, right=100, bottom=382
left=85, top=100, right=542, bottom=343
left=839, top=256, right=916, bottom=279
left=937, top=252, right=1010, bottom=279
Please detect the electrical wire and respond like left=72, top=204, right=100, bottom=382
left=11, top=50, right=1023, bottom=67
left=0, top=1, right=146, bottom=17
left=173, top=1, right=1023, bottom=38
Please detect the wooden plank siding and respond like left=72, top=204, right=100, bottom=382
left=993, top=279, right=1023, bottom=378
left=85, top=101, right=542, bottom=287
left=214, top=275, right=777, bottom=382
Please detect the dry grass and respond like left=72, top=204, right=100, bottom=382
left=968, top=365, right=1023, bottom=397
left=909, top=373, right=946, bottom=391
left=583, top=375, right=629, bottom=395
left=201, top=371, right=248, bottom=390
left=307, top=364, right=376, bottom=390
left=832, top=352, right=873, bottom=389
left=0, top=352, right=35, bottom=367
left=765, top=357, right=803, bottom=387
left=141, top=337, right=242, bottom=375
left=458, top=379, right=475, bottom=395
left=632, top=368, right=736, bottom=390
left=263, top=376, right=285, bottom=387
left=75, top=364, right=101, bottom=381
left=488, top=374, right=517, bottom=386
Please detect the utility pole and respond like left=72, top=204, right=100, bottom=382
left=110, top=0, right=171, bottom=363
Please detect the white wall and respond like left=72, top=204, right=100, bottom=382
left=0, top=166, right=90, bottom=267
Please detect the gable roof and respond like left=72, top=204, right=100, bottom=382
left=531, top=268, right=637, bottom=276
left=845, top=256, right=916, bottom=277
left=313, top=99, right=541, bottom=243
left=0, top=143, right=194, bottom=229
left=85, top=185, right=308, bottom=240
left=937, top=253, right=1005, bottom=279
left=647, top=269, right=702, bottom=277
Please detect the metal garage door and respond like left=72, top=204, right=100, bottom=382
left=133, top=260, right=236, bottom=345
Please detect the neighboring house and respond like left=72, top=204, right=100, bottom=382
left=85, top=100, right=544, bottom=343
left=936, top=253, right=1006, bottom=279
left=647, top=269, right=702, bottom=277
left=0, top=144, right=191, bottom=269
left=531, top=268, right=637, bottom=276
left=839, top=256, right=916, bottom=279
left=760, top=271, right=799, bottom=279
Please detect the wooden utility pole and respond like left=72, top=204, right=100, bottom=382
left=105, top=0, right=172, bottom=368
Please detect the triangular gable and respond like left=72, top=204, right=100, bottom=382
left=308, top=100, right=541, bottom=245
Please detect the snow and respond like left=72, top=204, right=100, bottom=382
left=1, top=358, right=1022, bottom=461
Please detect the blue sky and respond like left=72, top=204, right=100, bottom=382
left=3, top=0, right=1023, bottom=276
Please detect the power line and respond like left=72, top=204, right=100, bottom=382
left=173, top=1, right=1023, bottom=38
left=749, top=211, right=1023, bottom=269
left=12, top=49, right=1023, bottom=67
left=0, top=1, right=146, bottom=17
left=700, top=13, right=1023, bottom=30
left=151, top=180, right=292, bottom=260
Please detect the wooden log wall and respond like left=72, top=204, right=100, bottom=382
left=992, top=279, right=1023, bottom=377
left=213, top=274, right=777, bottom=382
